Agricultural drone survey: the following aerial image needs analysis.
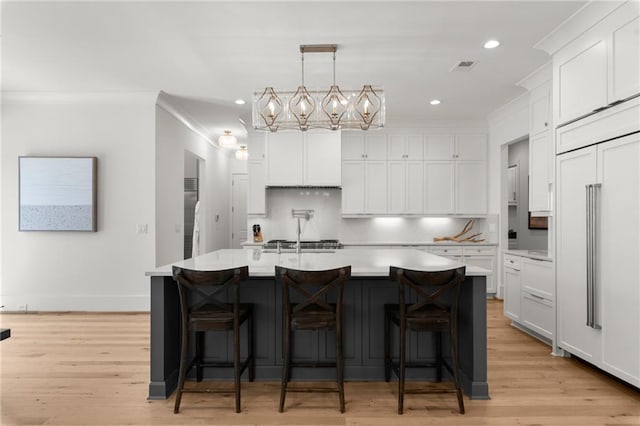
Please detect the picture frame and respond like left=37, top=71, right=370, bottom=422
left=528, top=212, right=548, bottom=230
left=19, top=156, right=97, bottom=232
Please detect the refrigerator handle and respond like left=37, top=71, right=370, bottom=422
left=585, top=184, right=593, bottom=328
left=592, top=183, right=602, bottom=329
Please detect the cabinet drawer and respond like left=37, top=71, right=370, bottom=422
left=463, top=246, right=496, bottom=256
left=430, top=246, right=463, bottom=256
left=504, top=254, right=521, bottom=270
left=522, top=292, right=554, bottom=340
left=522, top=258, right=554, bottom=299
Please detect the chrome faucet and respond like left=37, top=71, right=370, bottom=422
left=291, top=209, right=314, bottom=254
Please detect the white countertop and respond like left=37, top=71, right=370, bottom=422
left=503, top=249, right=553, bottom=262
left=341, top=241, right=497, bottom=246
left=147, top=248, right=490, bottom=278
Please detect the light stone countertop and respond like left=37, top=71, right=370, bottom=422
left=147, top=248, right=490, bottom=278
left=341, top=241, right=498, bottom=246
left=503, top=249, right=553, bottom=262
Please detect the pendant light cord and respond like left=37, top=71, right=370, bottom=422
left=332, top=51, right=336, bottom=86
left=301, top=51, right=305, bottom=86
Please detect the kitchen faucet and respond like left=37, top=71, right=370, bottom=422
left=291, top=209, right=314, bottom=254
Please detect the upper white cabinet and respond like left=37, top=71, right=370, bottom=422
left=342, top=132, right=387, bottom=161
left=388, top=135, right=423, bottom=160
left=455, top=161, right=487, bottom=214
left=455, top=134, right=487, bottom=161
left=554, top=2, right=640, bottom=125
left=388, top=161, right=424, bottom=214
left=424, top=135, right=455, bottom=160
left=530, top=82, right=552, bottom=136
left=266, top=131, right=341, bottom=186
left=247, top=160, right=266, bottom=215
left=424, top=162, right=455, bottom=214
left=342, top=160, right=387, bottom=214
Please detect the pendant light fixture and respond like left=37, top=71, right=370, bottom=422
left=235, top=145, right=249, bottom=160
left=252, top=44, right=385, bottom=132
left=218, top=130, right=237, bottom=148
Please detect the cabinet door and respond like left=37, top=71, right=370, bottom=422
left=455, top=162, right=487, bottom=214
left=529, top=131, right=552, bottom=212
left=424, top=162, right=454, bottom=214
left=557, top=39, right=608, bottom=124
left=388, top=135, right=406, bottom=160
left=465, top=256, right=496, bottom=293
left=610, top=16, right=640, bottom=103
left=406, top=135, right=424, bottom=160
left=365, top=134, right=387, bottom=160
left=247, top=133, right=266, bottom=160
left=341, top=161, right=365, bottom=214
left=387, top=161, right=406, bottom=213
left=530, top=83, right=551, bottom=136
left=342, top=132, right=365, bottom=160
left=424, top=135, right=455, bottom=160
left=405, top=161, right=424, bottom=214
left=365, top=161, right=387, bottom=213
left=504, top=267, right=521, bottom=321
left=247, top=160, right=266, bottom=215
left=304, top=131, right=341, bottom=186
left=556, top=146, right=600, bottom=363
left=267, top=132, right=303, bottom=185
left=455, top=134, right=487, bottom=161
left=507, top=165, right=518, bottom=205
left=598, top=134, right=640, bottom=386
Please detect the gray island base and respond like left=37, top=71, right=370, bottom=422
left=147, top=249, right=490, bottom=400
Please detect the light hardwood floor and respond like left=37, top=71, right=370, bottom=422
left=1, top=300, right=638, bottom=425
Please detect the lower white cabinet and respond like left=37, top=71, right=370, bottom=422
left=430, top=246, right=497, bottom=294
left=503, top=253, right=554, bottom=343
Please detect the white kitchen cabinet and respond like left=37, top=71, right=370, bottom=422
left=530, top=82, right=552, bottom=136
left=247, top=133, right=266, bottom=160
left=342, top=132, right=387, bottom=160
left=503, top=255, right=522, bottom=322
left=456, top=161, right=487, bottom=214
left=341, top=160, right=387, bottom=214
left=424, top=135, right=455, bottom=160
left=266, top=132, right=304, bottom=185
left=247, top=160, right=266, bottom=215
left=430, top=246, right=496, bottom=294
left=554, top=2, right=640, bottom=125
left=424, top=162, right=455, bottom=214
left=507, top=165, right=518, bottom=206
left=521, top=258, right=555, bottom=341
left=304, top=131, right=341, bottom=186
left=388, top=161, right=424, bottom=214
left=556, top=129, right=640, bottom=387
left=267, top=131, right=341, bottom=186
left=465, top=255, right=496, bottom=293
left=529, top=131, right=552, bottom=212
left=341, top=161, right=365, bottom=214
left=388, top=134, right=423, bottom=160
left=455, top=135, right=487, bottom=161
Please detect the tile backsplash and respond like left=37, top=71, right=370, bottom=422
left=247, top=188, right=497, bottom=244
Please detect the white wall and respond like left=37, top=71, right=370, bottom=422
left=1, top=93, right=156, bottom=311
left=155, top=104, right=233, bottom=267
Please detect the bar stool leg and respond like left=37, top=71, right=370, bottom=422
left=384, top=311, right=391, bottom=382
left=195, top=331, right=204, bottom=382
left=248, top=313, right=256, bottom=382
left=398, top=319, right=406, bottom=415
left=450, top=322, right=465, bottom=414
left=279, top=322, right=291, bottom=412
left=174, top=327, right=190, bottom=414
left=435, top=332, right=443, bottom=382
left=336, top=321, right=345, bottom=413
left=234, top=321, right=241, bottom=413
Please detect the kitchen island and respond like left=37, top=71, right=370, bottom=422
left=146, top=248, right=490, bottom=400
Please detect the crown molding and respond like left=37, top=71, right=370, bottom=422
left=534, top=1, right=626, bottom=55
left=487, top=91, right=529, bottom=126
left=517, top=62, right=552, bottom=92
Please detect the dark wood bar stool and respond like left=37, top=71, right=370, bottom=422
left=384, top=266, right=466, bottom=415
left=275, top=265, right=351, bottom=413
left=172, top=266, right=255, bottom=413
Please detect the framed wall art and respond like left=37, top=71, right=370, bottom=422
left=19, top=156, right=97, bottom=231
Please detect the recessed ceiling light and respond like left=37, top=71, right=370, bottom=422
left=484, top=40, right=500, bottom=49
left=234, top=99, right=246, bottom=105
left=430, top=99, right=441, bottom=105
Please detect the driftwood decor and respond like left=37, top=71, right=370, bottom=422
left=433, top=219, right=485, bottom=243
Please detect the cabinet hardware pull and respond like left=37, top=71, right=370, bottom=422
left=528, top=293, right=545, bottom=300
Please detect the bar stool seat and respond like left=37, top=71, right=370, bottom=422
left=384, top=266, right=466, bottom=415
left=276, top=265, right=351, bottom=413
left=172, top=266, right=255, bottom=414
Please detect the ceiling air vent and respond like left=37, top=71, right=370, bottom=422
left=450, top=60, right=478, bottom=72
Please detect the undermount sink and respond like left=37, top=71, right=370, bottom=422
left=261, top=249, right=336, bottom=254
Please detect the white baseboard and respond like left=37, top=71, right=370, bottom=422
left=0, top=294, right=150, bottom=312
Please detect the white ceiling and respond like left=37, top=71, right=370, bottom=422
left=2, top=1, right=586, bottom=136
